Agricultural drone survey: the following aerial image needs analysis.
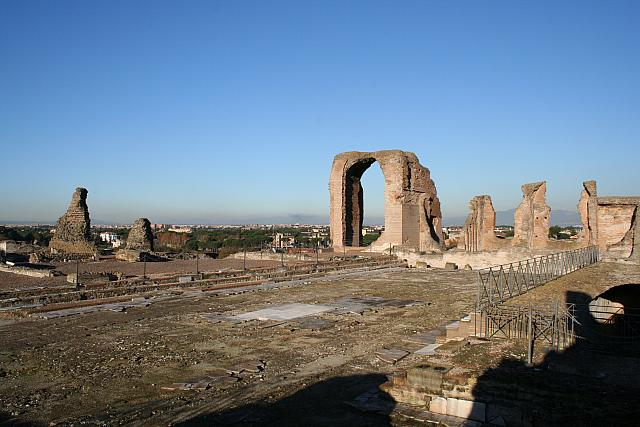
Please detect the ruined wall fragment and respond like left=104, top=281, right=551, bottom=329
left=606, top=205, right=640, bottom=260
left=459, top=195, right=504, bottom=252
left=597, top=197, right=640, bottom=259
left=512, top=182, right=550, bottom=250
left=577, top=180, right=598, bottom=247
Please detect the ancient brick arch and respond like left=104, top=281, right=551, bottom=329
left=329, top=150, right=444, bottom=252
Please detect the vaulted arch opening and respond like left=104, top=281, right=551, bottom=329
left=344, top=158, right=385, bottom=247
left=589, top=284, right=640, bottom=338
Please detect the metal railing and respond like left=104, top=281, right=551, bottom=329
left=476, top=246, right=600, bottom=310
left=472, top=246, right=600, bottom=361
left=475, top=303, right=577, bottom=351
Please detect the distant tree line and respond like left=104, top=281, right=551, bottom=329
left=0, top=226, right=51, bottom=246
left=181, top=227, right=329, bottom=254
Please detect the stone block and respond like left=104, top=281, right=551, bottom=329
left=386, top=385, right=431, bottom=406
left=416, top=261, right=430, bottom=268
left=446, top=398, right=485, bottom=422
left=414, top=343, right=440, bottom=355
left=429, top=396, right=447, bottom=415
left=406, top=363, right=450, bottom=392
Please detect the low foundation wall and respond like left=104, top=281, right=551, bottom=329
left=229, top=251, right=317, bottom=262
left=394, top=248, right=549, bottom=270
left=0, top=264, right=55, bottom=278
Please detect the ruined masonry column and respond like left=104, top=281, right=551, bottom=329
left=512, top=182, right=551, bottom=250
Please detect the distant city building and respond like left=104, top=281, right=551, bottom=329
left=272, top=232, right=295, bottom=249
left=361, top=226, right=383, bottom=237
left=494, top=226, right=514, bottom=239
left=443, top=226, right=463, bottom=239
left=168, top=227, right=192, bottom=233
left=99, top=232, right=124, bottom=248
left=301, top=228, right=329, bottom=239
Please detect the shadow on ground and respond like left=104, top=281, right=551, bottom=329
left=472, top=288, right=640, bottom=426
left=0, top=412, right=45, bottom=427
left=175, top=373, right=395, bottom=426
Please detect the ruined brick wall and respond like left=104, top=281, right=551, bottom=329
left=459, top=195, right=505, bottom=252
left=452, top=179, right=639, bottom=262
left=577, top=180, right=598, bottom=247
left=329, top=150, right=443, bottom=252
left=512, top=182, right=550, bottom=250
left=597, top=197, right=640, bottom=259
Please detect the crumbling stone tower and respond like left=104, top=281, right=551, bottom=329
left=126, top=218, right=154, bottom=252
left=49, top=187, right=96, bottom=256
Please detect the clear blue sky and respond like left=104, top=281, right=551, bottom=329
left=1, top=0, right=639, bottom=225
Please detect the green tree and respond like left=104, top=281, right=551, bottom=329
left=362, top=234, right=380, bottom=246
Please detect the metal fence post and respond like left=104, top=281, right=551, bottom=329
left=527, top=307, right=534, bottom=366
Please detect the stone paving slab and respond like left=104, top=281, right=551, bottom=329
left=375, top=348, right=410, bottom=364
left=32, top=297, right=154, bottom=319
left=289, top=317, right=334, bottom=330
left=234, top=303, right=334, bottom=321
left=346, top=388, right=396, bottom=414
left=403, top=330, right=441, bottom=345
left=331, top=296, right=423, bottom=314
left=201, top=312, right=243, bottom=324
left=414, top=343, right=440, bottom=355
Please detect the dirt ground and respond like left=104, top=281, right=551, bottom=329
left=2, top=260, right=639, bottom=426
left=0, top=267, right=478, bottom=426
